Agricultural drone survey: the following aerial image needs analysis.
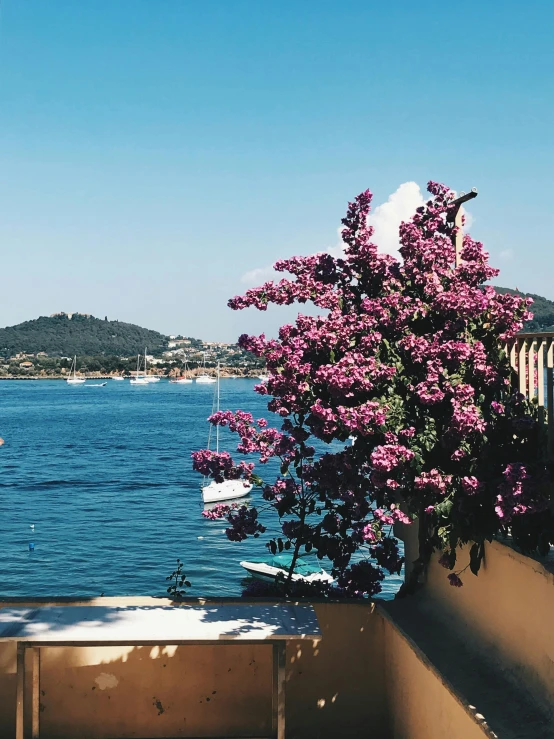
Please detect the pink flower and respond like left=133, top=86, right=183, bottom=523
left=414, top=469, right=452, bottom=495
left=461, top=476, right=482, bottom=494
left=448, top=573, right=463, bottom=587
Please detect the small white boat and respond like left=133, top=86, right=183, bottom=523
left=257, top=374, right=269, bottom=382
left=111, top=376, right=125, bottom=381
left=203, top=478, right=253, bottom=503
left=66, top=356, right=86, bottom=385
left=170, top=356, right=193, bottom=383
left=240, top=554, right=333, bottom=584
left=86, top=382, right=107, bottom=387
left=201, top=362, right=252, bottom=504
left=142, top=349, right=161, bottom=382
left=196, top=352, right=217, bottom=383
left=130, top=351, right=149, bottom=385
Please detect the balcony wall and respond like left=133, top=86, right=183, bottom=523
left=379, top=610, right=492, bottom=739
left=422, top=539, right=554, bottom=711
left=0, top=599, right=387, bottom=739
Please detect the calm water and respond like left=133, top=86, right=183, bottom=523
left=0, top=379, right=402, bottom=599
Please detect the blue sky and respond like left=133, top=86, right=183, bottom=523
left=0, top=1, right=553, bottom=341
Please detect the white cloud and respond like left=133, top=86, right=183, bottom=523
left=240, top=181, right=476, bottom=284
left=328, top=181, right=425, bottom=259
left=241, top=266, right=276, bottom=285
left=498, top=249, right=514, bottom=262
left=367, top=181, right=426, bottom=257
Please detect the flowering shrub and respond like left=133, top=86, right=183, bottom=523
left=193, top=182, right=553, bottom=596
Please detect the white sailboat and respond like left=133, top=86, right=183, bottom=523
left=196, top=353, right=217, bottom=384
left=202, top=363, right=253, bottom=504
left=66, top=356, right=86, bottom=385
left=170, top=355, right=193, bottom=384
left=130, top=352, right=149, bottom=385
left=144, top=349, right=161, bottom=382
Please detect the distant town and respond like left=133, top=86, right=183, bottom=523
left=0, top=313, right=264, bottom=378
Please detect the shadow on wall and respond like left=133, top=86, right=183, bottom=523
left=0, top=600, right=387, bottom=739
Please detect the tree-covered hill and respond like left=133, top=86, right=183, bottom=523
left=492, top=287, right=554, bottom=332
left=0, top=313, right=168, bottom=357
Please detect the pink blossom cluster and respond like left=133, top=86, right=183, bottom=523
left=495, top=463, right=547, bottom=522
left=370, top=445, right=415, bottom=474
left=414, top=469, right=452, bottom=496
left=373, top=505, right=411, bottom=526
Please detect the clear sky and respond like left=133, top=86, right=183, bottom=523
left=0, top=1, right=553, bottom=341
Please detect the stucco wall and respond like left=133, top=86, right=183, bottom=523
left=422, top=540, right=554, bottom=711
left=0, top=599, right=387, bottom=739
left=380, top=612, right=490, bottom=739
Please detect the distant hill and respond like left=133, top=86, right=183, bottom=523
left=492, top=287, right=554, bottom=332
left=0, top=313, right=168, bottom=357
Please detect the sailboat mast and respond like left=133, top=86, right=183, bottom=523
left=216, top=362, right=220, bottom=453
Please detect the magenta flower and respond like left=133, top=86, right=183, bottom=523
left=448, top=573, right=464, bottom=587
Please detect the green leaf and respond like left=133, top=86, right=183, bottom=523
left=469, top=542, right=482, bottom=575
left=435, top=499, right=453, bottom=518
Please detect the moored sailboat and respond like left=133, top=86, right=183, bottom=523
left=130, top=352, right=149, bottom=385
left=196, top=353, right=216, bottom=384
left=66, top=356, right=86, bottom=385
left=202, top=363, right=252, bottom=504
left=170, top=355, right=193, bottom=384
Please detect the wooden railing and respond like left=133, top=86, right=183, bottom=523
left=506, top=332, right=554, bottom=460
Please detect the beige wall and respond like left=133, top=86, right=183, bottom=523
left=422, top=540, right=554, bottom=712
left=400, top=525, right=554, bottom=715
left=0, top=599, right=387, bottom=739
left=380, top=612, right=489, bottom=739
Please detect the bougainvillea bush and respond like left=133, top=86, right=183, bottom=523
left=193, top=181, right=553, bottom=597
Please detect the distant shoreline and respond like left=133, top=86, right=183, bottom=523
left=0, top=369, right=264, bottom=381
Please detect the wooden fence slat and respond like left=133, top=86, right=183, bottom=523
left=528, top=339, right=536, bottom=400
left=518, top=339, right=527, bottom=396
left=546, top=339, right=554, bottom=459
left=537, top=339, right=545, bottom=424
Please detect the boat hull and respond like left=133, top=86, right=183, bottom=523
left=239, top=561, right=333, bottom=584
left=202, top=480, right=252, bottom=503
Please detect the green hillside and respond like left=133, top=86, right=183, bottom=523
left=492, top=287, right=554, bottom=332
left=0, top=313, right=168, bottom=357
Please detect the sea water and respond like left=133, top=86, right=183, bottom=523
left=0, top=379, right=402, bottom=599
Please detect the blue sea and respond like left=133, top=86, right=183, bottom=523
left=0, top=379, right=402, bottom=599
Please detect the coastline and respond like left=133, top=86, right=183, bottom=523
left=0, top=367, right=263, bottom=381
